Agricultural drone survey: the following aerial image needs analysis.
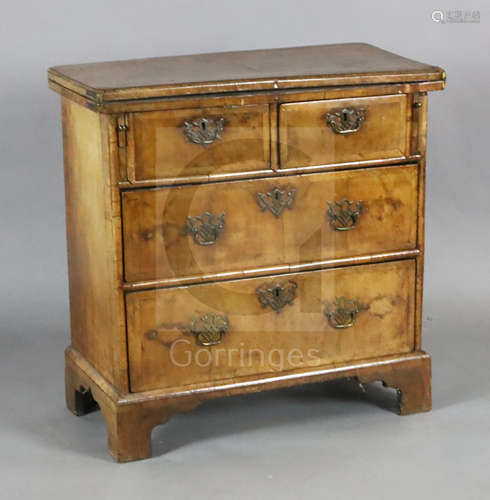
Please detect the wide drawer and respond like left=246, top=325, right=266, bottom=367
left=128, top=104, right=270, bottom=181
left=126, top=260, right=416, bottom=392
left=122, top=164, right=418, bottom=283
left=279, top=95, right=410, bottom=168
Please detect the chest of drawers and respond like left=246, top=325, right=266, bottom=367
left=49, top=43, right=445, bottom=461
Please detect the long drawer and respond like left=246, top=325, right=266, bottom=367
left=126, top=260, right=416, bottom=392
left=122, top=164, right=418, bottom=283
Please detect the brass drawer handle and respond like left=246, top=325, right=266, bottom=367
left=186, top=212, right=225, bottom=246
left=326, top=107, right=365, bottom=134
left=327, top=199, right=363, bottom=231
left=324, top=297, right=360, bottom=329
left=191, top=313, right=229, bottom=346
left=182, top=117, right=225, bottom=145
left=256, top=187, right=296, bottom=218
left=256, top=280, right=297, bottom=314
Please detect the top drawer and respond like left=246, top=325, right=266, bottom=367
left=127, top=104, right=270, bottom=182
left=279, top=95, right=410, bottom=169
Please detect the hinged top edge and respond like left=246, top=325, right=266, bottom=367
left=48, top=43, right=445, bottom=106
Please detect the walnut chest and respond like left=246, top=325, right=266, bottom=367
left=48, top=43, right=445, bottom=461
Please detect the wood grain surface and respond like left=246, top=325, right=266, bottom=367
left=122, top=164, right=418, bottom=282
left=279, top=94, right=409, bottom=168
left=61, top=99, right=128, bottom=390
left=128, top=104, right=270, bottom=181
left=126, top=260, right=416, bottom=392
left=48, top=43, right=444, bottom=103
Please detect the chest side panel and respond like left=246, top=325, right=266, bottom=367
left=62, top=98, right=128, bottom=390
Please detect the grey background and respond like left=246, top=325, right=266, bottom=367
left=1, top=0, right=489, bottom=498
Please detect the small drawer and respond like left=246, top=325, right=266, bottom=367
left=122, top=164, right=418, bottom=283
left=279, top=95, right=410, bottom=168
left=126, top=260, right=416, bottom=392
left=127, top=104, right=270, bottom=182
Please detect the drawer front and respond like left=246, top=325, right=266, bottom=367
left=122, top=164, right=418, bottom=282
left=127, top=260, right=415, bottom=392
left=279, top=95, right=409, bottom=168
left=129, top=105, right=270, bottom=181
